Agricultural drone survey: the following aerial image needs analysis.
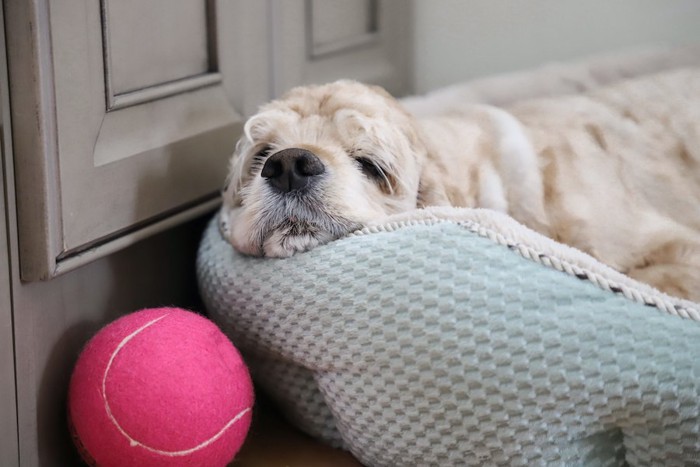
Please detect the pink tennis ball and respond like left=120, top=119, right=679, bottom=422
left=68, top=307, right=254, bottom=467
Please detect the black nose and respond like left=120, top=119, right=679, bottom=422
left=261, top=148, right=325, bottom=193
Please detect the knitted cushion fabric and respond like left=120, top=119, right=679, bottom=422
left=197, top=207, right=700, bottom=466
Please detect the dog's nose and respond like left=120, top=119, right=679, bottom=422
left=261, top=148, right=325, bottom=193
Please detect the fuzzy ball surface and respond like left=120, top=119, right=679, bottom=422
left=68, top=307, right=254, bottom=467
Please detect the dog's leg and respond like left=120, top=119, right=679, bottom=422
left=626, top=241, right=700, bottom=303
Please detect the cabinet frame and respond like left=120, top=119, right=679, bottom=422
left=4, top=0, right=241, bottom=281
left=100, top=0, right=221, bottom=111
left=0, top=2, right=20, bottom=464
left=4, top=0, right=410, bottom=282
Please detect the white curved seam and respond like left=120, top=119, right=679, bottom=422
left=102, top=313, right=252, bottom=457
left=130, top=407, right=252, bottom=457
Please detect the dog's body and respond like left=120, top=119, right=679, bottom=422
left=222, top=69, right=700, bottom=301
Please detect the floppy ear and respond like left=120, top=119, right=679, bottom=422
left=382, top=102, right=452, bottom=208
left=222, top=138, right=253, bottom=208
left=406, top=121, right=452, bottom=208
left=417, top=161, right=451, bottom=207
left=223, top=108, right=286, bottom=208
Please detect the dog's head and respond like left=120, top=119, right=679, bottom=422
left=221, top=80, right=440, bottom=257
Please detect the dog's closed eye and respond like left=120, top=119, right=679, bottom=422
left=355, top=156, right=395, bottom=194
left=249, top=145, right=273, bottom=174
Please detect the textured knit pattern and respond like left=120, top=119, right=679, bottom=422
left=197, top=209, right=700, bottom=467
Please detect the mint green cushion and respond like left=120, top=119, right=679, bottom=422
left=197, top=209, right=700, bottom=466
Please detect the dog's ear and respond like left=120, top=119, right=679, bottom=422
left=222, top=176, right=241, bottom=208
left=388, top=107, right=451, bottom=208
left=222, top=138, right=253, bottom=208
left=417, top=161, right=451, bottom=208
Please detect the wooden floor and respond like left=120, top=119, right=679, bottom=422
left=231, top=394, right=362, bottom=467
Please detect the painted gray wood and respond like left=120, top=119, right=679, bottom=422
left=0, top=162, right=19, bottom=467
left=0, top=104, right=20, bottom=467
left=8, top=218, right=211, bottom=466
left=0, top=3, right=413, bottom=465
left=5, top=0, right=413, bottom=282
left=0, top=6, right=21, bottom=462
left=6, top=0, right=242, bottom=281
left=310, top=0, right=379, bottom=57
left=4, top=123, right=211, bottom=464
left=4, top=0, right=62, bottom=283
left=216, top=1, right=272, bottom=118
left=270, top=0, right=413, bottom=97
left=0, top=4, right=19, bottom=460
left=104, top=0, right=210, bottom=96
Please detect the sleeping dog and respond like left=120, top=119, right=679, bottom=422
left=221, top=70, right=700, bottom=302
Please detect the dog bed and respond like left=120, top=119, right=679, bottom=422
left=197, top=207, right=700, bottom=466
left=197, top=48, right=700, bottom=466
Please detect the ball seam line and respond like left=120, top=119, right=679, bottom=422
left=101, top=313, right=252, bottom=457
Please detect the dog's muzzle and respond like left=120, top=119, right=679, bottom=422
left=261, top=148, right=325, bottom=194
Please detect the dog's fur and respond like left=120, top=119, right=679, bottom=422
left=222, top=69, right=700, bottom=302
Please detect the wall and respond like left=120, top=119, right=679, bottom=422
left=412, top=0, right=700, bottom=92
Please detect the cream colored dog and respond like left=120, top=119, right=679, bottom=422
left=222, top=69, right=700, bottom=301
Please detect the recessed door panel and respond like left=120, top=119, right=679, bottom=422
left=6, top=0, right=247, bottom=279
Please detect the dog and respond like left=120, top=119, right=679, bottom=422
left=221, top=69, right=700, bottom=302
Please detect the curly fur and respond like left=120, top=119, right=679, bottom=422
left=223, top=71, right=700, bottom=301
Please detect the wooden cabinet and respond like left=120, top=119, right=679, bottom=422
left=0, top=130, right=19, bottom=467
left=5, top=0, right=411, bottom=281
left=270, top=0, right=411, bottom=97
left=1, top=2, right=411, bottom=465
left=0, top=5, right=19, bottom=463
left=5, top=0, right=242, bottom=280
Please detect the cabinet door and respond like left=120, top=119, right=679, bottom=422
left=0, top=151, right=19, bottom=467
left=5, top=0, right=258, bottom=280
left=0, top=31, right=18, bottom=467
left=270, top=0, right=412, bottom=97
left=0, top=3, right=18, bottom=462
left=0, top=165, right=18, bottom=466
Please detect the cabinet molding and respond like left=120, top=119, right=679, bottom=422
left=0, top=4, right=19, bottom=463
left=5, top=0, right=410, bottom=281
left=307, top=0, right=380, bottom=58
left=5, top=0, right=241, bottom=281
left=101, top=0, right=221, bottom=110
left=272, top=0, right=412, bottom=97
left=5, top=0, right=62, bottom=281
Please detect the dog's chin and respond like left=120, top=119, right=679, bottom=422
left=261, top=225, right=336, bottom=258
left=258, top=219, right=359, bottom=258
left=223, top=203, right=362, bottom=258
